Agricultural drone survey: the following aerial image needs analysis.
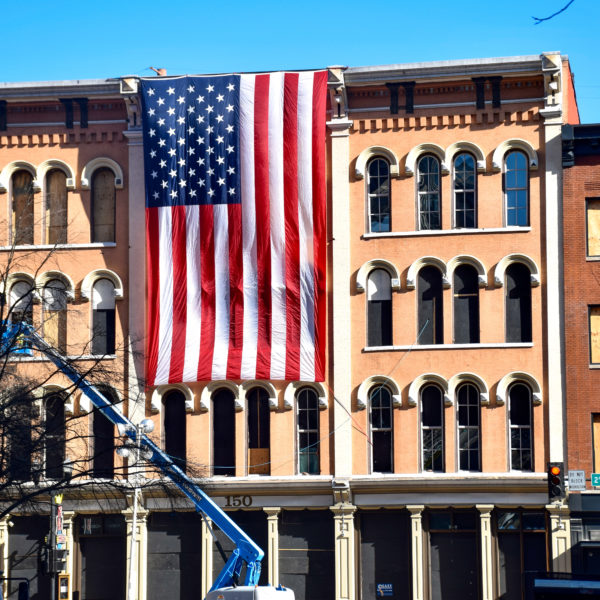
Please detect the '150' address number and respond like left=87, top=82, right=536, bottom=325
left=224, top=495, right=253, bottom=507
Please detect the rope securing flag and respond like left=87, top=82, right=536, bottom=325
left=141, top=71, right=327, bottom=385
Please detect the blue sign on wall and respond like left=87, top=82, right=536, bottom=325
left=376, top=583, right=393, bottom=597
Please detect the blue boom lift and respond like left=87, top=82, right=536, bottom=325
left=2, top=324, right=293, bottom=600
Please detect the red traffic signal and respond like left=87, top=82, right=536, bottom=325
left=547, top=462, right=565, bottom=501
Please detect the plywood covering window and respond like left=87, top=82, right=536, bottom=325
left=586, top=198, right=600, bottom=257
left=589, top=306, right=600, bottom=364
left=593, top=414, right=600, bottom=473
left=163, top=390, right=186, bottom=472
left=12, top=170, right=34, bottom=245
left=247, top=387, right=270, bottom=475
left=46, top=169, right=67, bottom=244
left=453, top=264, right=479, bottom=344
left=91, top=168, right=115, bottom=242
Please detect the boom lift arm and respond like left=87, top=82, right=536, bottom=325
left=5, top=324, right=266, bottom=593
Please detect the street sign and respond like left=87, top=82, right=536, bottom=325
left=592, top=473, right=600, bottom=487
left=568, top=470, right=586, bottom=491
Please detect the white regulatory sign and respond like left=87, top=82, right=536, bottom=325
left=568, top=470, right=586, bottom=491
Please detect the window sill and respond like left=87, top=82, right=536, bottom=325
left=586, top=256, right=600, bottom=262
left=364, top=342, right=534, bottom=352
left=9, top=353, right=117, bottom=362
left=589, top=364, right=600, bottom=369
left=363, top=226, right=531, bottom=239
left=0, top=242, right=117, bottom=251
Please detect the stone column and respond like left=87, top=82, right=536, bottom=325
left=547, top=503, right=572, bottom=572
left=0, top=516, right=9, bottom=599
left=407, top=505, right=425, bottom=600
left=201, top=517, right=214, bottom=599
left=327, top=114, right=354, bottom=478
left=330, top=504, right=356, bottom=600
left=264, top=508, right=281, bottom=587
left=123, top=504, right=149, bottom=600
left=477, top=505, right=494, bottom=600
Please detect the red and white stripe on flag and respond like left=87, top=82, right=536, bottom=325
left=146, top=70, right=327, bottom=385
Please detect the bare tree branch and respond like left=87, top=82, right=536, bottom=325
left=532, top=0, right=575, bottom=24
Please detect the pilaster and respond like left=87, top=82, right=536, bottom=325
left=407, top=505, right=425, bottom=600
left=477, top=505, right=494, bottom=600
left=201, top=517, right=214, bottom=599
left=264, top=508, right=281, bottom=586
left=327, top=116, right=353, bottom=477
left=0, top=516, right=9, bottom=599
left=546, top=503, right=572, bottom=572
left=330, top=503, right=356, bottom=600
left=63, top=511, right=76, bottom=581
left=123, top=124, right=146, bottom=421
left=123, top=503, right=148, bottom=600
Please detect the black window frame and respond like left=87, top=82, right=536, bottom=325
left=453, top=152, right=477, bottom=228
left=366, top=268, right=393, bottom=347
left=418, top=265, right=444, bottom=345
left=453, top=264, right=480, bottom=344
left=505, top=263, right=532, bottom=343
left=508, top=383, right=533, bottom=472
left=417, top=155, right=441, bottom=230
left=421, top=384, right=445, bottom=472
left=456, top=383, right=481, bottom=472
left=366, top=157, right=391, bottom=233
left=369, top=385, right=393, bottom=473
left=296, top=387, right=320, bottom=475
left=504, top=150, right=529, bottom=227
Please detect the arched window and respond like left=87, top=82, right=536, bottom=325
left=453, top=264, right=480, bottom=343
left=504, top=151, right=528, bottom=226
left=367, top=158, right=391, bottom=233
left=417, top=156, right=441, bottom=230
left=505, top=263, right=532, bottom=343
left=164, top=390, right=187, bottom=472
left=9, top=281, right=33, bottom=326
left=367, top=269, right=392, bottom=346
left=7, top=398, right=32, bottom=481
left=92, top=279, right=116, bottom=355
left=508, top=383, right=532, bottom=471
left=248, top=388, right=270, bottom=475
left=297, top=387, right=320, bottom=475
left=421, top=384, right=444, bottom=472
left=12, top=170, right=34, bottom=245
left=91, top=168, right=116, bottom=243
left=457, top=383, right=481, bottom=471
left=43, top=279, right=67, bottom=353
left=453, top=153, right=476, bottom=228
left=418, top=266, right=443, bottom=344
left=92, top=388, right=117, bottom=479
left=46, top=169, right=68, bottom=244
left=45, top=393, right=65, bottom=479
left=369, top=385, right=393, bottom=473
left=212, top=389, right=235, bottom=476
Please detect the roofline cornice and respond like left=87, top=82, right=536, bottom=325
left=0, top=78, right=123, bottom=102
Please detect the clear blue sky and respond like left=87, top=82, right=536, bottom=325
left=3, top=0, right=598, bottom=121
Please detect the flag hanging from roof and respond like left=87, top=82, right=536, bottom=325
left=141, top=71, right=327, bottom=385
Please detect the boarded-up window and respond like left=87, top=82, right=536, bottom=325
left=589, top=306, right=600, bottom=364
left=43, top=279, right=67, bottom=353
left=12, top=170, right=34, bottom=245
left=247, top=387, right=270, bottom=475
left=505, top=263, right=532, bottom=343
left=587, top=199, right=600, bottom=257
left=453, top=264, right=479, bottom=343
left=163, top=390, right=186, bottom=472
left=92, top=278, right=116, bottom=355
left=92, top=388, right=116, bottom=479
left=212, top=388, right=235, bottom=476
left=46, top=169, right=67, bottom=244
left=367, top=269, right=392, bottom=346
left=45, top=394, right=65, bottom=479
left=418, top=266, right=443, bottom=344
left=593, top=414, right=600, bottom=473
left=92, top=168, right=116, bottom=242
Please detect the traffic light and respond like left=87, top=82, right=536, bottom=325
left=548, top=462, right=566, bottom=501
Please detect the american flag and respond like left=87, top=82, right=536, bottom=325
left=141, top=72, right=327, bottom=385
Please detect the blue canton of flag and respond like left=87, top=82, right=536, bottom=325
left=141, top=75, right=241, bottom=207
